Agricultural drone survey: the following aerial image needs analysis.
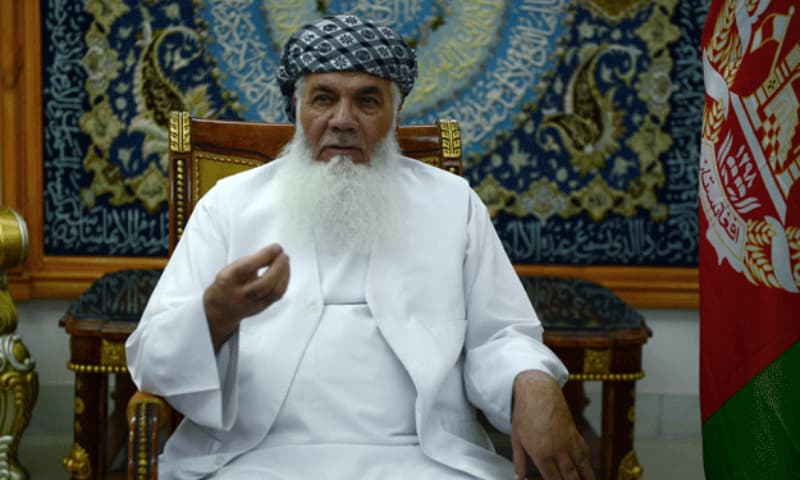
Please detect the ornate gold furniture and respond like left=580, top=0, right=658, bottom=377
left=0, top=206, right=39, bottom=479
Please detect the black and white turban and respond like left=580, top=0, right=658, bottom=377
left=277, top=15, right=417, bottom=121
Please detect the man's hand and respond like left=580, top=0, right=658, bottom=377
left=511, top=370, right=594, bottom=480
left=203, top=244, right=290, bottom=351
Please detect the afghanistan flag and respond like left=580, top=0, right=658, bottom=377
left=699, top=0, right=800, bottom=478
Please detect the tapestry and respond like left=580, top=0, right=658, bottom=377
left=41, top=0, right=707, bottom=264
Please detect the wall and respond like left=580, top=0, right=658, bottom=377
left=14, top=299, right=701, bottom=439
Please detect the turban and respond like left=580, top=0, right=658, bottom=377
left=277, top=15, right=417, bottom=121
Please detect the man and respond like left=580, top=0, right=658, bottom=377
left=126, top=14, right=593, bottom=480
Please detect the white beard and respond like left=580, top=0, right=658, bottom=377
left=275, top=127, right=402, bottom=254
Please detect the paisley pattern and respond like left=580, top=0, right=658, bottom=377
left=471, top=0, right=705, bottom=264
left=41, top=0, right=707, bottom=265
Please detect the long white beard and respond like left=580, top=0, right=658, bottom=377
left=275, top=127, right=401, bottom=254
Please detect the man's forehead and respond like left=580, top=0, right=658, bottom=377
left=304, top=71, right=392, bottom=94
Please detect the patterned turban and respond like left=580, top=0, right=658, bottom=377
left=277, top=15, right=417, bottom=121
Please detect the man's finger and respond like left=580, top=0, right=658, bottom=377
left=253, top=253, right=290, bottom=289
left=534, top=458, right=561, bottom=480
left=555, top=456, right=580, bottom=480
left=574, top=453, right=594, bottom=480
left=272, top=257, right=291, bottom=297
left=510, top=433, right=528, bottom=479
left=230, top=244, right=284, bottom=281
left=248, top=253, right=290, bottom=304
left=568, top=433, right=593, bottom=479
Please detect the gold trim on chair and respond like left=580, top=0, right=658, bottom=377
left=169, top=111, right=191, bottom=153
left=134, top=401, right=151, bottom=480
left=436, top=119, right=462, bottom=175
left=174, top=157, right=187, bottom=242
left=438, top=119, right=461, bottom=159
left=127, top=392, right=171, bottom=480
left=191, top=151, right=266, bottom=203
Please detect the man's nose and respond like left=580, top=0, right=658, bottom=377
left=329, top=101, right=358, bottom=131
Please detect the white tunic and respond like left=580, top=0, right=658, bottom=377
left=213, top=250, right=471, bottom=478
left=126, top=154, right=569, bottom=480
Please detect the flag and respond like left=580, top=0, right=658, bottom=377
left=699, top=0, right=800, bottom=478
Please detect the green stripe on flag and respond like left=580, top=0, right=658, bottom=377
left=703, top=340, right=800, bottom=479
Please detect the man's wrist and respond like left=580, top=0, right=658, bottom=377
left=203, top=288, right=238, bottom=351
left=512, top=369, right=558, bottom=418
left=514, top=369, right=556, bottom=391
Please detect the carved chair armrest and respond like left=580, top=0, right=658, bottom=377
left=127, top=391, right=171, bottom=480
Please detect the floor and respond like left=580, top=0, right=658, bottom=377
left=19, top=431, right=705, bottom=479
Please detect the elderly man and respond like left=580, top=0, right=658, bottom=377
left=126, top=14, right=593, bottom=480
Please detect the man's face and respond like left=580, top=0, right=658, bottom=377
left=299, top=71, right=395, bottom=164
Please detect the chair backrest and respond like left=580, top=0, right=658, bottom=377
left=167, top=111, right=462, bottom=253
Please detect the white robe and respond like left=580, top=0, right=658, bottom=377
left=125, top=154, right=568, bottom=479
left=211, top=250, right=470, bottom=479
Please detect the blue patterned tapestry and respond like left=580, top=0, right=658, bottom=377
left=41, top=0, right=707, bottom=265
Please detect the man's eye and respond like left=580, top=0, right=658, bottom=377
left=312, top=95, right=332, bottom=104
left=360, top=97, right=379, bottom=107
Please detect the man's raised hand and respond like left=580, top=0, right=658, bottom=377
left=203, top=244, right=290, bottom=350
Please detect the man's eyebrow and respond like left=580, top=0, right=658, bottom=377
left=309, top=84, right=336, bottom=94
left=356, top=86, right=382, bottom=96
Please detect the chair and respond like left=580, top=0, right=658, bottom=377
left=126, top=111, right=464, bottom=480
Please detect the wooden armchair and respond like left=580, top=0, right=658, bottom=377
left=126, top=111, right=463, bottom=480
